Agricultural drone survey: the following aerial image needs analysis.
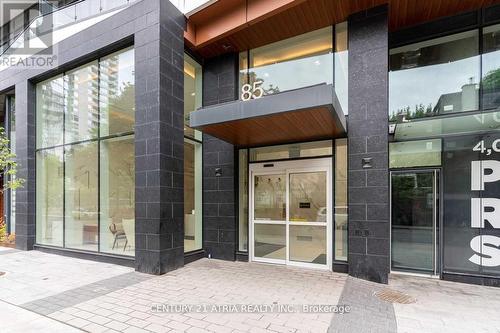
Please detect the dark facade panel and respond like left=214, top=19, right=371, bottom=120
left=348, top=5, right=390, bottom=284
left=202, top=53, right=238, bottom=260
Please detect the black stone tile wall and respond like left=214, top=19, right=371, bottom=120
left=347, top=5, right=390, bottom=284
left=202, top=53, right=238, bottom=260
left=134, top=0, right=186, bottom=274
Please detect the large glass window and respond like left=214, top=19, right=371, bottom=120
left=35, top=47, right=135, bottom=256
left=36, top=148, right=64, bottom=247
left=184, top=138, right=202, bottom=252
left=239, top=27, right=333, bottom=97
left=100, top=136, right=135, bottom=255
left=238, top=149, right=248, bottom=252
left=36, top=76, right=64, bottom=148
left=335, top=139, right=348, bottom=261
left=482, top=24, right=500, bottom=111
left=390, top=30, right=480, bottom=121
left=64, top=62, right=99, bottom=144
left=184, top=54, right=202, bottom=140
left=64, top=142, right=98, bottom=251
left=184, top=54, right=203, bottom=253
left=100, top=49, right=135, bottom=136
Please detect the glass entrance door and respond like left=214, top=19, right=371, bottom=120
left=250, top=158, right=332, bottom=269
left=391, top=170, right=440, bottom=274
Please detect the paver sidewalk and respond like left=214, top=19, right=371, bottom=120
left=1, top=247, right=500, bottom=333
left=0, top=299, right=82, bottom=333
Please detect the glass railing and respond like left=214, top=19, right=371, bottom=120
left=0, top=0, right=133, bottom=57
left=243, top=53, right=334, bottom=97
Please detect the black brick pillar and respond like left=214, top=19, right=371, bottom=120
left=134, top=0, right=185, bottom=274
left=347, top=5, right=390, bottom=284
left=202, top=53, right=238, bottom=260
left=14, top=81, right=36, bottom=251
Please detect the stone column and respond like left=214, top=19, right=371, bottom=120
left=347, top=5, right=390, bottom=284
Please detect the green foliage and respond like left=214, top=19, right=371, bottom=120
left=0, top=127, right=24, bottom=192
left=0, top=219, right=5, bottom=243
left=483, top=68, right=500, bottom=91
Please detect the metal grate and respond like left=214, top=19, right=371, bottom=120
left=374, top=288, right=417, bottom=304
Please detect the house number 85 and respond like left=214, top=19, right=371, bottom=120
left=241, top=80, right=264, bottom=101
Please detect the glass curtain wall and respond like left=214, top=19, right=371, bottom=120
left=184, top=53, right=203, bottom=252
left=36, top=47, right=135, bottom=256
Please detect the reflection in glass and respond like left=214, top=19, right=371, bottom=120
left=254, top=224, right=285, bottom=260
left=100, top=47, right=135, bottom=136
left=335, top=139, right=348, bottom=261
left=482, top=24, right=500, bottom=110
left=184, top=138, right=202, bottom=252
left=393, top=110, right=500, bottom=141
left=238, top=149, right=248, bottom=251
left=36, top=76, right=64, bottom=148
left=100, top=136, right=135, bottom=255
left=389, top=139, right=442, bottom=168
left=241, top=27, right=333, bottom=96
left=7, top=96, right=16, bottom=233
left=289, top=172, right=327, bottom=222
left=254, top=174, right=285, bottom=221
left=64, top=142, right=98, bottom=251
left=391, top=172, right=436, bottom=272
left=184, top=54, right=202, bottom=140
left=65, top=62, right=99, bottom=143
left=390, top=30, right=479, bottom=121
left=289, top=225, right=326, bottom=264
left=36, top=148, right=64, bottom=247
left=335, top=22, right=348, bottom=114
left=249, top=140, right=332, bottom=162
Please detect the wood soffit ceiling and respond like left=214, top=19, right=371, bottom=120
left=185, top=0, right=500, bottom=58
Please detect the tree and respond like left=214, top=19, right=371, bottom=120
left=0, top=127, right=24, bottom=243
left=483, top=68, right=500, bottom=91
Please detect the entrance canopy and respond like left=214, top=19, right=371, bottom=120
left=189, top=84, right=347, bottom=147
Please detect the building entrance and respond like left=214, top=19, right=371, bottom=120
left=249, top=158, right=332, bottom=269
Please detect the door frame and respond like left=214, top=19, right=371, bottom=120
left=249, top=157, right=332, bottom=270
left=389, top=168, right=442, bottom=276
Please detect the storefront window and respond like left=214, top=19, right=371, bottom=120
left=35, top=47, right=135, bottom=256
left=335, top=139, right=348, bottom=261
left=482, top=24, right=500, bottom=111
left=239, top=26, right=333, bottom=98
left=184, top=138, right=202, bottom=252
left=390, top=30, right=480, bottom=121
